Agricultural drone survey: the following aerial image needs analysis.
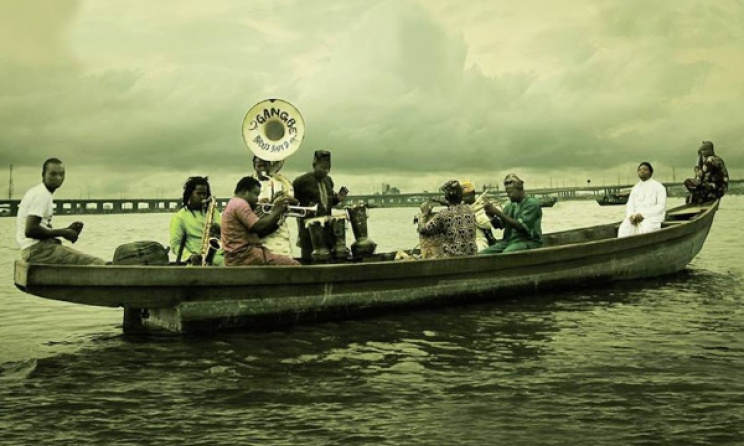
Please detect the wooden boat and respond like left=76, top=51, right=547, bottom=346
left=539, top=196, right=558, bottom=208
left=596, top=192, right=630, bottom=206
left=14, top=201, right=719, bottom=334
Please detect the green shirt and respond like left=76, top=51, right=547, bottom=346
left=169, top=207, right=224, bottom=265
left=501, top=196, right=542, bottom=245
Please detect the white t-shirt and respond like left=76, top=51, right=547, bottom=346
left=254, top=174, right=293, bottom=256
left=16, top=183, right=55, bottom=250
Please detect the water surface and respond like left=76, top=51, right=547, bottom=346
left=1, top=198, right=742, bottom=445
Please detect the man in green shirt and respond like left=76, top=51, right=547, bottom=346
left=169, top=176, right=224, bottom=265
left=479, top=173, right=542, bottom=254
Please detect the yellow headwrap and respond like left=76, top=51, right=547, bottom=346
left=460, top=180, right=476, bottom=194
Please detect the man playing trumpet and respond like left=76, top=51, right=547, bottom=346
left=221, top=176, right=300, bottom=266
left=170, top=176, right=224, bottom=265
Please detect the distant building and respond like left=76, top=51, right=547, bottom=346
left=380, top=183, right=401, bottom=195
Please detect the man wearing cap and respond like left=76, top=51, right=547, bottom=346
left=293, top=150, right=349, bottom=262
left=479, top=174, right=542, bottom=255
left=460, top=180, right=496, bottom=251
left=683, top=141, right=729, bottom=204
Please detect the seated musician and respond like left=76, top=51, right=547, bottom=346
left=292, top=150, right=349, bottom=262
left=220, top=176, right=300, bottom=266
left=683, top=140, right=729, bottom=204
left=417, top=179, right=478, bottom=258
left=479, top=174, right=542, bottom=254
left=460, top=180, right=496, bottom=251
left=169, top=176, right=224, bottom=265
left=252, top=156, right=297, bottom=256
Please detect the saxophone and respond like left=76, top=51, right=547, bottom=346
left=199, top=196, right=221, bottom=266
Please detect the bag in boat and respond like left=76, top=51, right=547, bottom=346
left=113, top=241, right=170, bottom=265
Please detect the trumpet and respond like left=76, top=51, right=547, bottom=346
left=258, top=202, right=318, bottom=218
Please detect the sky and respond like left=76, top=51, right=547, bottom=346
left=1, top=0, right=743, bottom=199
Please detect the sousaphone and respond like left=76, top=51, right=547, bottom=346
left=242, top=98, right=305, bottom=165
left=242, top=98, right=305, bottom=197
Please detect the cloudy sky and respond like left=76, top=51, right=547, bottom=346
left=1, top=0, right=742, bottom=199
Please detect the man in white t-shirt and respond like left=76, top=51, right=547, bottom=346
left=16, top=158, right=106, bottom=265
left=251, top=156, right=297, bottom=256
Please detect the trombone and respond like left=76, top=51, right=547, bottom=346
left=257, top=202, right=318, bottom=218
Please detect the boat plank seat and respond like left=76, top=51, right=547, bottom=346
left=666, top=206, right=708, bottom=221
left=542, top=225, right=617, bottom=247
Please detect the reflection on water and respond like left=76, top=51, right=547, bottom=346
left=1, top=198, right=743, bottom=445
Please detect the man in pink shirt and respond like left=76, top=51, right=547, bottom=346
left=221, top=176, right=300, bottom=266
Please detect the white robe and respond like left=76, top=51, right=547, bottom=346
left=618, top=178, right=667, bottom=238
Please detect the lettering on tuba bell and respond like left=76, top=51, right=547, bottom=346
left=242, top=99, right=305, bottom=162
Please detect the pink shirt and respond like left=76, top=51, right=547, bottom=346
left=221, top=197, right=262, bottom=256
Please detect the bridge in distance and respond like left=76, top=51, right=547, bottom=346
left=1, top=181, right=741, bottom=217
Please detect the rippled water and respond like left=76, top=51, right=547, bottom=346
left=1, top=198, right=742, bottom=445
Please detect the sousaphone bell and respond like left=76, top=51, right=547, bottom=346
left=241, top=98, right=305, bottom=200
left=242, top=98, right=305, bottom=163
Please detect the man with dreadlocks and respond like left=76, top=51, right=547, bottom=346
left=169, top=176, right=224, bottom=265
left=417, top=179, right=478, bottom=258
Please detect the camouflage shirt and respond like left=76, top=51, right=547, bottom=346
left=688, top=155, right=729, bottom=203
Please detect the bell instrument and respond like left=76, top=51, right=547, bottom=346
left=199, top=196, right=221, bottom=266
left=242, top=98, right=305, bottom=162
left=258, top=202, right=318, bottom=218
left=471, top=189, right=504, bottom=213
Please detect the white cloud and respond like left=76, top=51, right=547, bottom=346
left=1, top=0, right=742, bottom=199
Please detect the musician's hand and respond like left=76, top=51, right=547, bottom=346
left=272, top=196, right=289, bottom=214
left=485, top=203, right=505, bottom=219
left=338, top=186, right=349, bottom=200
left=420, top=202, right=433, bottom=215
left=188, top=254, right=203, bottom=265
left=61, top=228, right=79, bottom=243
left=209, top=223, right=221, bottom=237
left=69, top=221, right=84, bottom=234
left=483, top=202, right=498, bottom=217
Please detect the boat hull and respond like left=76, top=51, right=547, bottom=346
left=14, top=202, right=718, bottom=333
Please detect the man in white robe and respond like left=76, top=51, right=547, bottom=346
left=618, top=162, right=667, bottom=238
